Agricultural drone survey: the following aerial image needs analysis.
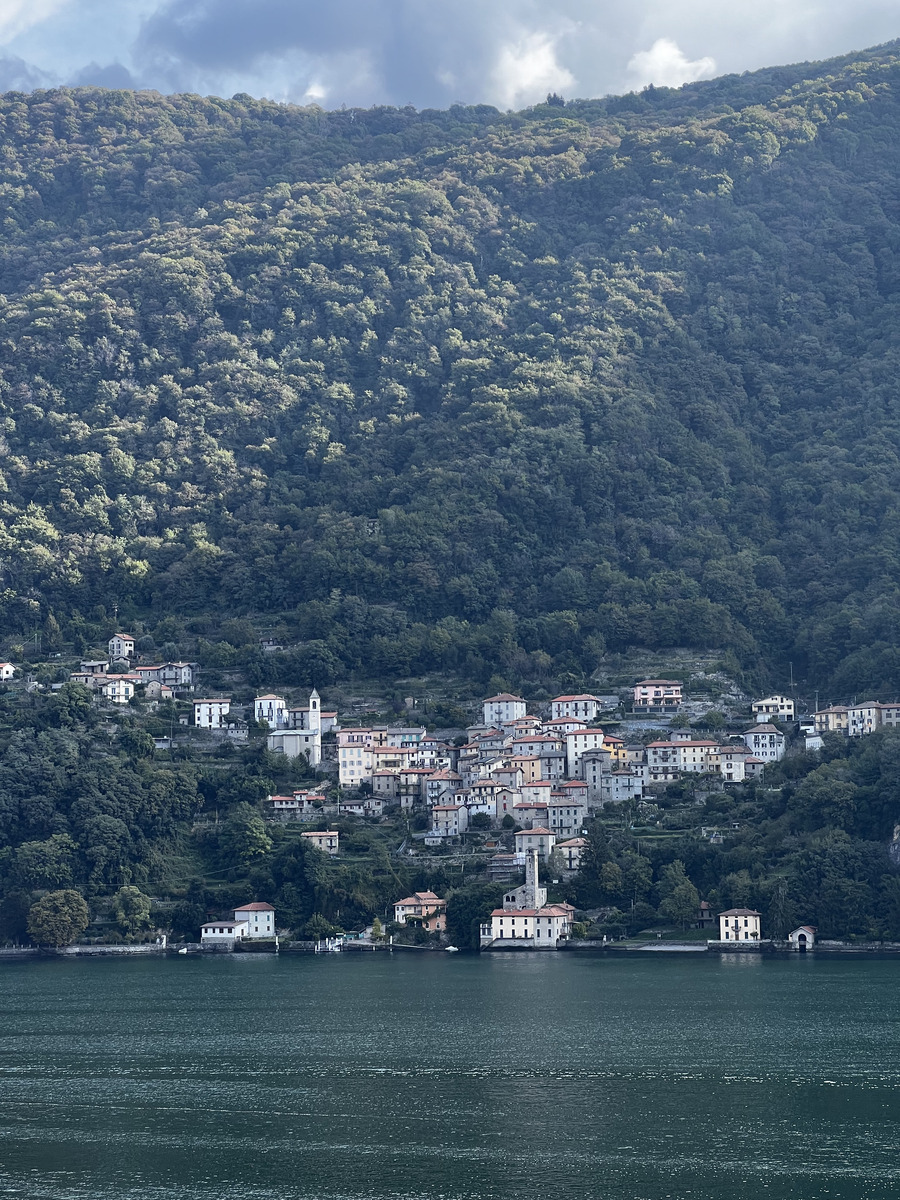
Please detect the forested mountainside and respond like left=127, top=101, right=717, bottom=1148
left=0, top=44, right=900, bottom=695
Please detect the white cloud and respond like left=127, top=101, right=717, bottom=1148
left=0, top=0, right=70, bottom=44
left=490, top=30, right=575, bottom=109
left=627, top=37, right=716, bottom=89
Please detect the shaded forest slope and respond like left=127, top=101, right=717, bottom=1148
left=1, top=43, right=900, bottom=693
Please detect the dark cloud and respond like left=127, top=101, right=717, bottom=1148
left=131, top=0, right=576, bottom=107
left=68, top=61, right=138, bottom=89
left=2, top=0, right=899, bottom=109
left=0, top=54, right=54, bottom=92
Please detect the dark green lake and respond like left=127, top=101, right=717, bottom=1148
left=0, top=951, right=898, bottom=1199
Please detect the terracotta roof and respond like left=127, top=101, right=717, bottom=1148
left=718, top=908, right=761, bottom=917
left=552, top=694, right=601, bottom=702
left=515, top=826, right=552, bottom=836
left=234, top=903, right=275, bottom=912
left=484, top=693, right=525, bottom=703
left=490, top=905, right=572, bottom=918
left=395, top=891, right=445, bottom=907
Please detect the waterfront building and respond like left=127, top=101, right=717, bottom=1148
left=393, top=891, right=447, bottom=932
left=234, top=902, right=276, bottom=938
left=717, top=908, right=762, bottom=942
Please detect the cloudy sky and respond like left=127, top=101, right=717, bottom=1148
left=0, top=0, right=898, bottom=110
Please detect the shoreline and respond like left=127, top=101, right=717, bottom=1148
left=4, top=939, right=900, bottom=959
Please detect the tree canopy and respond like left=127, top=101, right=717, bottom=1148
left=0, top=49, right=895, bottom=693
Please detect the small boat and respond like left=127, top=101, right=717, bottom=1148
left=445, top=945, right=459, bottom=953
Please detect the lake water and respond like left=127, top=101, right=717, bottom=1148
left=0, top=951, right=898, bottom=1200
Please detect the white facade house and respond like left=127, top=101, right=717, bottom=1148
left=201, top=920, right=246, bottom=947
left=484, top=905, right=574, bottom=944
left=0, top=662, right=15, bottom=680
left=301, top=831, right=339, bottom=855
left=101, top=675, right=139, bottom=704
left=705, top=745, right=751, bottom=783
left=717, top=908, right=762, bottom=942
left=108, top=634, right=135, bottom=660
left=255, top=694, right=288, bottom=726
left=194, top=698, right=231, bottom=729
left=482, top=693, right=527, bottom=727
left=514, top=827, right=555, bottom=861
left=848, top=702, right=883, bottom=737
left=564, top=728, right=607, bottom=778
left=740, top=724, right=785, bottom=762
left=234, top=902, right=276, bottom=938
left=752, top=695, right=795, bottom=722
left=550, top=694, right=603, bottom=722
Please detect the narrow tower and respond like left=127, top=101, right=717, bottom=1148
left=308, top=688, right=321, bottom=734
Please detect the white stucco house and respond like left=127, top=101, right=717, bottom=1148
left=752, top=695, right=795, bottom=722
left=740, top=724, right=785, bottom=762
left=0, top=662, right=15, bottom=680
left=201, top=920, right=246, bottom=947
left=482, top=693, right=527, bottom=726
left=193, top=698, right=231, bottom=729
left=108, top=634, right=135, bottom=660
left=234, top=902, right=276, bottom=938
left=550, top=694, right=603, bottom=721
left=254, top=694, right=288, bottom=726
left=101, top=674, right=140, bottom=704
left=717, top=908, right=762, bottom=942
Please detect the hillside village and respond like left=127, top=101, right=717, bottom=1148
left=0, top=633, right=895, bottom=953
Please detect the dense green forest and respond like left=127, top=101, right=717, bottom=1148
left=0, top=43, right=898, bottom=696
